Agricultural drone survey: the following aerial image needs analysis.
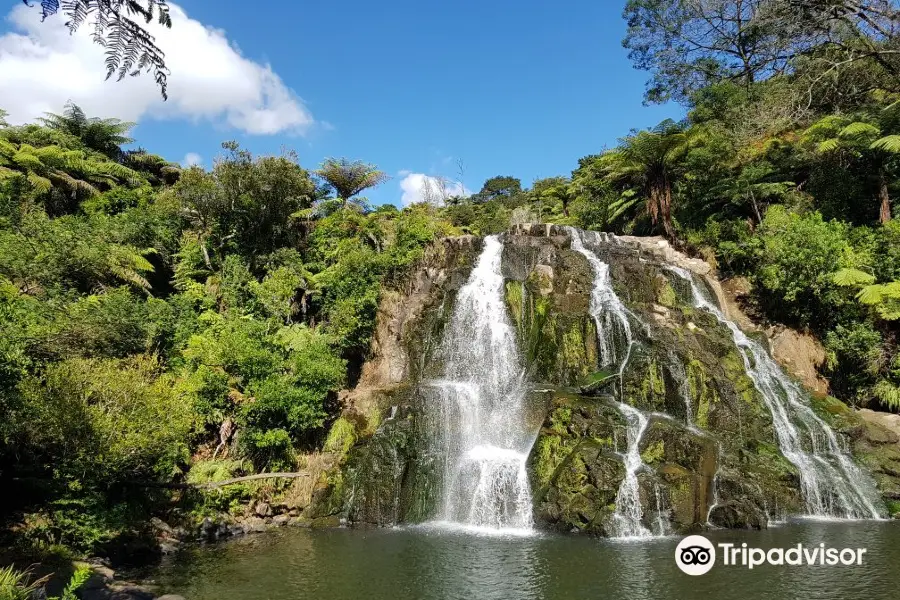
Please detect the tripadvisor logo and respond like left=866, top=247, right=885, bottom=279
left=674, top=535, right=868, bottom=576
left=676, top=535, right=716, bottom=575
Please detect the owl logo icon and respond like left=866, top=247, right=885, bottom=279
left=675, top=535, right=716, bottom=575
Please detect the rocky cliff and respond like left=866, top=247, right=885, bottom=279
left=312, top=225, right=900, bottom=533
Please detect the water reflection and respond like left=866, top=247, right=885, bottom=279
left=147, top=521, right=900, bottom=600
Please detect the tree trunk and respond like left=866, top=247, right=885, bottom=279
left=879, top=171, right=892, bottom=224
left=650, top=175, right=676, bottom=240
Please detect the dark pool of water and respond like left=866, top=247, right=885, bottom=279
left=144, top=519, right=900, bottom=600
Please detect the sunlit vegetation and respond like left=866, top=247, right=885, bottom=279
left=3, top=0, right=900, bottom=558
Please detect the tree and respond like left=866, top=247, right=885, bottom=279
left=315, top=158, right=389, bottom=209
left=472, top=176, right=523, bottom=203
left=623, top=0, right=900, bottom=104
left=26, top=0, right=172, bottom=99
left=601, top=120, right=691, bottom=239
left=39, top=102, right=134, bottom=160
left=803, top=103, right=900, bottom=223
left=530, top=176, right=575, bottom=218
left=0, top=136, right=143, bottom=213
left=174, top=142, right=316, bottom=267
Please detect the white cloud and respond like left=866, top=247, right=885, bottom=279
left=0, top=3, right=315, bottom=135
left=182, top=152, right=202, bottom=167
left=399, top=172, right=469, bottom=206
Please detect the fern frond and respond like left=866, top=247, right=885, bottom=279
left=26, top=172, right=52, bottom=194
left=873, top=380, right=900, bottom=411
left=838, top=121, right=880, bottom=139
left=832, top=268, right=875, bottom=287
left=870, top=135, right=900, bottom=153
left=817, top=138, right=840, bottom=153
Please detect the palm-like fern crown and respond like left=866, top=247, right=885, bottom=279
left=803, top=102, right=900, bottom=155
left=316, top=158, right=389, bottom=201
left=27, top=1, right=172, bottom=98
left=40, top=102, right=135, bottom=159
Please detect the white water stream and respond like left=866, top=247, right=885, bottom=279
left=427, top=235, right=534, bottom=533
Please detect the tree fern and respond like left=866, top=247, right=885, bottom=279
left=832, top=268, right=876, bottom=286
left=870, top=135, right=900, bottom=153
left=316, top=158, right=389, bottom=206
left=106, top=245, right=156, bottom=293
left=27, top=2, right=172, bottom=99
left=838, top=121, right=880, bottom=139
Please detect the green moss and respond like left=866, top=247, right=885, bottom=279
left=721, top=350, right=757, bottom=405
left=641, top=439, right=665, bottom=464
left=687, top=358, right=718, bottom=429
left=365, top=409, right=382, bottom=437
left=534, top=435, right=564, bottom=488
left=505, top=281, right=524, bottom=328
left=324, top=416, right=357, bottom=456
left=657, top=281, right=677, bottom=307
left=558, top=321, right=596, bottom=382
left=549, top=407, right=572, bottom=435
left=636, top=359, right=667, bottom=409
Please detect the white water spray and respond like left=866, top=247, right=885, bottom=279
left=667, top=266, right=884, bottom=520
left=426, top=235, right=535, bottom=532
left=567, top=227, right=657, bottom=538
left=611, top=402, right=654, bottom=537
left=567, top=228, right=633, bottom=372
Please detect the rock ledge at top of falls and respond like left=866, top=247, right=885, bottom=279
left=508, top=223, right=711, bottom=276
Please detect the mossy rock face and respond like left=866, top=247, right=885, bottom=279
left=502, top=236, right=599, bottom=386
left=330, top=225, right=889, bottom=534
left=520, top=229, right=814, bottom=533
left=529, top=393, right=626, bottom=533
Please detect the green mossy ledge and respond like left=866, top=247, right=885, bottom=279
left=313, top=225, right=895, bottom=533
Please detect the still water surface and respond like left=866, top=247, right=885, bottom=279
left=146, top=520, right=900, bottom=600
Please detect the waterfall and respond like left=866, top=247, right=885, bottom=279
left=567, top=227, right=656, bottom=538
left=667, top=353, right=693, bottom=428
left=610, top=402, right=653, bottom=537
left=667, top=266, right=884, bottom=520
left=567, top=228, right=633, bottom=372
left=426, top=235, right=534, bottom=532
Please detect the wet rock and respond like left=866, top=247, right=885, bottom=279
left=159, top=541, right=179, bottom=555
left=254, top=501, right=273, bottom=517
left=709, top=501, right=767, bottom=530
left=272, top=514, right=291, bottom=526
left=242, top=516, right=267, bottom=533
left=325, top=224, right=882, bottom=535
left=149, top=517, right=174, bottom=536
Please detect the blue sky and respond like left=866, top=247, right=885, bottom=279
left=0, top=0, right=683, bottom=206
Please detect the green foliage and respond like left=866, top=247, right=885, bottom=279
left=825, top=323, right=883, bottom=402
left=186, top=459, right=249, bottom=514
left=316, top=158, right=389, bottom=207
left=17, top=355, right=192, bottom=483
left=0, top=565, right=40, bottom=600
left=754, top=207, right=858, bottom=324
left=0, top=564, right=89, bottom=600
left=324, top=417, right=357, bottom=455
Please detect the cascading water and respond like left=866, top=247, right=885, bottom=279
left=567, top=227, right=656, bottom=538
left=667, top=266, right=884, bottom=520
left=611, top=402, right=654, bottom=537
left=667, top=353, right=693, bottom=428
left=425, top=235, right=535, bottom=532
left=567, top=228, right=633, bottom=372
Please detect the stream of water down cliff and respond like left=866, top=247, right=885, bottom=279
left=424, top=228, right=882, bottom=537
left=425, top=235, right=535, bottom=533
